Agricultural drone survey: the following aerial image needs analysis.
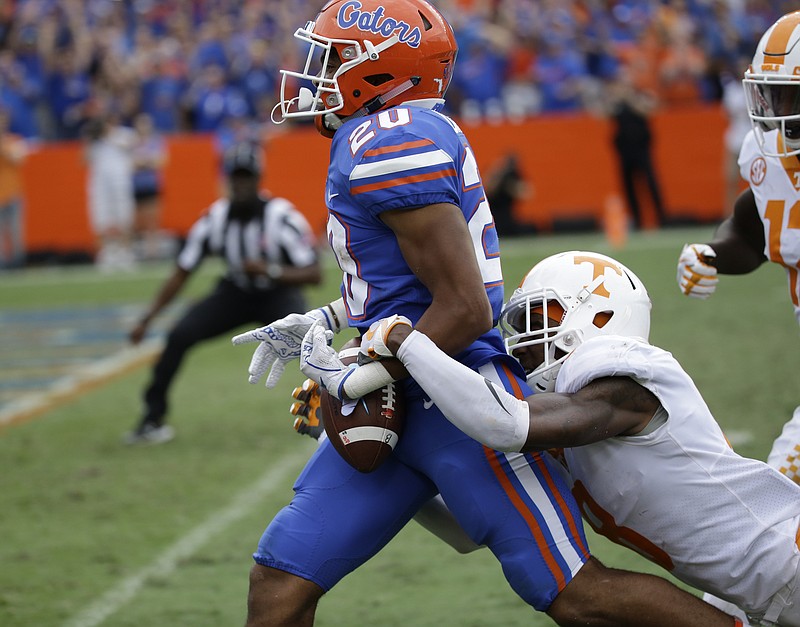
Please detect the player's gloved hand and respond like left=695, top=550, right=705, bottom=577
left=360, top=315, right=413, bottom=359
left=289, top=379, right=325, bottom=439
left=231, top=303, right=342, bottom=387
left=299, top=322, right=355, bottom=400
left=677, top=243, right=718, bottom=299
left=301, top=323, right=398, bottom=401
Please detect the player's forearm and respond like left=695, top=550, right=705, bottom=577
left=144, top=268, right=188, bottom=322
left=275, top=262, right=323, bottom=286
left=707, top=220, right=765, bottom=274
left=395, top=330, right=529, bottom=452
left=414, top=294, right=493, bottom=356
left=244, top=261, right=323, bottom=286
left=707, top=190, right=767, bottom=274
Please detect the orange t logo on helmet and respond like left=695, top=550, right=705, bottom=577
left=572, top=255, right=623, bottom=298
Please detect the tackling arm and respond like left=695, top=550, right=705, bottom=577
left=389, top=327, right=656, bottom=452
left=526, top=377, right=658, bottom=449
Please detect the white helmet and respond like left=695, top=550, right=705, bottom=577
left=499, top=251, right=652, bottom=393
left=743, top=11, right=800, bottom=157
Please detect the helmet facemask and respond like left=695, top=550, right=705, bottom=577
left=501, top=289, right=572, bottom=393
left=501, top=287, right=614, bottom=393
left=744, top=75, right=800, bottom=156
left=274, top=23, right=404, bottom=125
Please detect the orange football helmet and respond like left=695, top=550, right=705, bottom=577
left=274, top=0, right=458, bottom=136
left=744, top=10, right=800, bottom=157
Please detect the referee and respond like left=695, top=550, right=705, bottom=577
left=126, top=142, right=322, bottom=444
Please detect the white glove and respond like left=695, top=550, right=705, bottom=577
left=677, top=243, right=718, bottom=299
left=300, top=322, right=397, bottom=400
left=232, top=310, right=329, bottom=387
left=299, top=322, right=355, bottom=399
left=360, top=314, right=413, bottom=359
left=232, top=299, right=347, bottom=388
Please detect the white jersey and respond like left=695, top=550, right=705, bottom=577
left=739, top=129, right=800, bottom=324
left=555, top=335, right=800, bottom=615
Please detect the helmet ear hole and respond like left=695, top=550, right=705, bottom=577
left=593, top=311, right=613, bottom=328
left=418, top=11, right=433, bottom=30
left=364, top=73, right=394, bottom=87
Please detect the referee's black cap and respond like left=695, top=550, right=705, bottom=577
left=223, top=142, right=264, bottom=176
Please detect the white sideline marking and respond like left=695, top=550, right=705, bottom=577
left=0, top=338, right=164, bottom=429
left=62, top=446, right=310, bottom=627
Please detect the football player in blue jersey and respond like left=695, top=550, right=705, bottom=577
left=232, top=1, right=740, bottom=625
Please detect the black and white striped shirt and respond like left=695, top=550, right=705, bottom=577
left=177, top=193, right=318, bottom=291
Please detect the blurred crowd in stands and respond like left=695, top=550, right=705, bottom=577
left=0, top=0, right=792, bottom=146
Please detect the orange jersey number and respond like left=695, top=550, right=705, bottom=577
left=764, top=199, right=800, bottom=307
left=572, top=480, right=675, bottom=572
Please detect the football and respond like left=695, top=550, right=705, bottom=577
left=319, top=337, right=405, bottom=473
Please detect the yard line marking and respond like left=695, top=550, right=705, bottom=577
left=61, top=446, right=310, bottom=627
left=0, top=338, right=164, bottom=431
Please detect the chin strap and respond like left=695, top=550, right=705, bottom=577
left=577, top=275, right=606, bottom=303
left=324, top=76, right=421, bottom=133
left=358, top=77, right=422, bottom=116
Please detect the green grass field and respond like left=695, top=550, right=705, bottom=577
left=1, top=227, right=797, bottom=627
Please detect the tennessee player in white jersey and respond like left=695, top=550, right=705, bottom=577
left=677, top=10, right=800, bottom=489
left=305, top=250, right=800, bottom=626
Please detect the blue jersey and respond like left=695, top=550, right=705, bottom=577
left=326, top=101, right=507, bottom=373
left=257, top=109, right=587, bottom=613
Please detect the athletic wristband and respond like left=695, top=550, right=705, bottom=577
left=342, top=360, right=395, bottom=399
left=307, top=298, right=347, bottom=333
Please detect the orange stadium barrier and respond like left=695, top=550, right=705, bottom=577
left=20, top=105, right=732, bottom=254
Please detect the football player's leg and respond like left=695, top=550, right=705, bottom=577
left=419, top=421, right=589, bottom=610
left=248, top=438, right=436, bottom=625
left=547, top=557, right=743, bottom=626
left=406, top=359, right=589, bottom=611
left=702, top=593, right=752, bottom=626
left=246, top=564, right=321, bottom=627
left=413, top=494, right=481, bottom=554
left=144, top=281, right=255, bottom=419
left=399, top=361, right=590, bottom=611
left=425, top=431, right=740, bottom=624
left=766, top=406, right=800, bottom=484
